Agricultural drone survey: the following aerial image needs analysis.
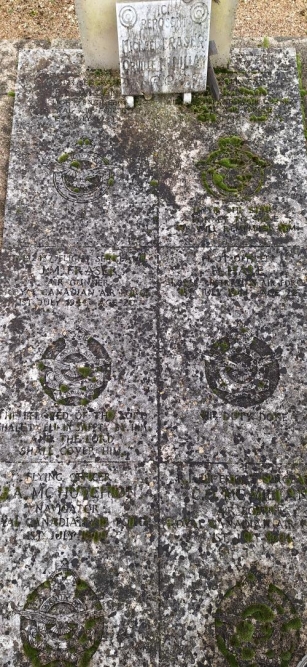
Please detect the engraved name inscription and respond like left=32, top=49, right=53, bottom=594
left=116, top=0, right=211, bottom=95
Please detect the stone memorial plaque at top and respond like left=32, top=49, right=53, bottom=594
left=116, top=0, right=211, bottom=96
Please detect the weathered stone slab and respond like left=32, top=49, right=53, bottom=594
left=0, top=460, right=158, bottom=666
left=155, top=48, right=307, bottom=247
left=4, top=49, right=159, bottom=248
left=116, top=0, right=211, bottom=96
left=160, top=462, right=307, bottom=667
left=160, top=246, right=307, bottom=463
left=0, top=250, right=157, bottom=463
left=5, top=48, right=307, bottom=248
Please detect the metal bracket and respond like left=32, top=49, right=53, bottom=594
left=126, top=96, right=135, bottom=109
left=183, top=93, right=192, bottom=105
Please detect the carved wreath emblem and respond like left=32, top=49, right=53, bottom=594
left=215, top=570, right=301, bottom=667
left=53, top=140, right=114, bottom=203
left=20, top=570, right=104, bottom=667
left=205, top=330, right=280, bottom=407
left=197, top=136, right=268, bottom=200
left=38, top=335, right=111, bottom=406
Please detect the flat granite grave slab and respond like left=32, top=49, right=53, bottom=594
left=4, top=49, right=159, bottom=249
left=0, top=460, right=159, bottom=666
left=160, top=246, right=307, bottom=463
left=0, top=249, right=157, bottom=463
left=158, top=48, right=307, bottom=246
left=4, top=48, right=307, bottom=248
left=160, top=461, right=307, bottom=667
left=3, top=44, right=307, bottom=667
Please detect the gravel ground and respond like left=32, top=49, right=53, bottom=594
left=0, top=0, right=307, bottom=41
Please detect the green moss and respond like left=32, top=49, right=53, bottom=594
left=80, top=398, right=90, bottom=406
left=265, top=531, right=279, bottom=544
left=79, top=638, right=102, bottom=667
left=106, top=409, right=116, bottom=421
left=0, top=486, right=9, bottom=501
left=58, top=153, right=69, bottom=163
left=85, top=617, right=99, bottom=630
left=281, top=617, right=302, bottom=632
left=216, top=635, right=238, bottom=667
left=268, top=583, right=284, bottom=597
left=197, top=112, right=216, bottom=122
left=70, top=160, right=81, bottom=169
left=7, top=90, right=15, bottom=97
left=22, top=642, right=41, bottom=666
left=238, top=86, right=256, bottom=96
left=262, top=474, right=272, bottom=483
left=250, top=114, right=269, bottom=122
left=104, top=253, right=117, bottom=261
left=76, top=578, right=90, bottom=593
left=241, top=647, right=255, bottom=660
left=256, top=86, right=267, bottom=95
left=108, top=176, right=115, bottom=186
left=78, top=366, right=93, bottom=378
left=242, top=530, right=253, bottom=543
left=213, top=339, right=230, bottom=353
left=149, top=179, right=159, bottom=187
left=87, top=68, right=121, bottom=95
left=198, top=136, right=268, bottom=199
left=261, top=36, right=270, bottom=48
left=60, top=384, right=69, bottom=393
left=219, top=135, right=242, bottom=149
left=242, top=603, right=275, bottom=622
left=278, top=223, right=291, bottom=233
left=37, top=361, right=46, bottom=371
left=273, top=489, right=282, bottom=502
left=225, top=586, right=237, bottom=599
left=235, top=620, right=254, bottom=642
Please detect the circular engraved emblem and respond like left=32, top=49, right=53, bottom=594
left=119, top=5, right=137, bottom=27
left=53, top=144, right=113, bottom=203
left=20, top=570, right=104, bottom=667
left=215, top=569, right=301, bottom=667
left=197, top=136, right=268, bottom=200
left=190, top=2, right=208, bottom=23
left=38, top=335, right=111, bottom=406
left=205, top=330, right=280, bottom=407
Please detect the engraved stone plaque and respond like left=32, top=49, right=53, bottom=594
left=4, top=45, right=307, bottom=667
left=116, top=0, right=211, bottom=95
